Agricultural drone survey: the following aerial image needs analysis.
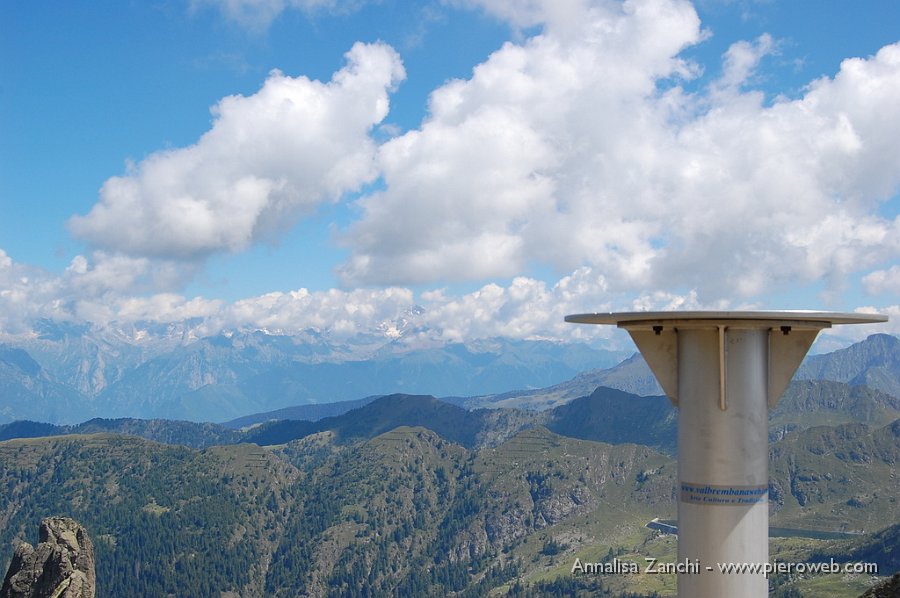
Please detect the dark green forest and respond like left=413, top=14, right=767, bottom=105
left=2, top=412, right=897, bottom=597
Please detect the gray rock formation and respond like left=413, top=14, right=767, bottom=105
left=858, top=572, right=900, bottom=598
left=0, top=517, right=95, bottom=598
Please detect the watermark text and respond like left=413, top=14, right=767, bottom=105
left=571, top=557, right=879, bottom=578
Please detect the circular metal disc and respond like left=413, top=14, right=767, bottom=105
left=564, top=310, right=888, bottom=327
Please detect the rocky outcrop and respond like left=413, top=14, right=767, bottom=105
left=0, top=517, right=95, bottom=598
left=858, top=572, right=900, bottom=598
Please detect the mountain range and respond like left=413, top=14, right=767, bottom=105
left=3, top=316, right=897, bottom=427
left=3, top=334, right=898, bottom=448
left=0, top=320, right=627, bottom=423
left=0, top=330, right=898, bottom=596
left=796, top=333, right=900, bottom=398
left=1, top=395, right=896, bottom=596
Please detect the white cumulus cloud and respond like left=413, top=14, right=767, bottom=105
left=9, top=0, right=899, bottom=347
left=337, top=0, right=900, bottom=307
left=0, top=250, right=209, bottom=334
left=863, top=265, right=900, bottom=296
left=69, top=42, right=404, bottom=261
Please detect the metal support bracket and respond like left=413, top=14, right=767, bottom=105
left=718, top=325, right=727, bottom=411
left=767, top=327, right=821, bottom=407
left=626, top=327, right=679, bottom=406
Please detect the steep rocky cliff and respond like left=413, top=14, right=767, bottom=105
left=0, top=517, right=95, bottom=598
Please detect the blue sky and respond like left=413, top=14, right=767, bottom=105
left=1, top=0, right=899, bottom=344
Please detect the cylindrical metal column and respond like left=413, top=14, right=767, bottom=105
left=564, top=311, right=887, bottom=598
left=677, top=327, right=769, bottom=597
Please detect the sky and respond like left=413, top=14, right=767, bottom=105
left=1, top=0, right=899, bottom=347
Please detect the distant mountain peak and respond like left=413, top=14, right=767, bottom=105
left=0, top=345, right=42, bottom=377
left=796, top=333, right=900, bottom=399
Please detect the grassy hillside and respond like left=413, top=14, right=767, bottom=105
left=0, top=428, right=677, bottom=597
left=545, top=387, right=676, bottom=454
left=0, top=412, right=896, bottom=596
left=769, top=420, right=900, bottom=532
left=0, top=434, right=298, bottom=597
left=0, top=417, right=240, bottom=448
left=772, top=380, right=900, bottom=431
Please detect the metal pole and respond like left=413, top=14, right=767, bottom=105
left=563, top=311, right=887, bottom=598
left=677, top=327, right=768, bottom=597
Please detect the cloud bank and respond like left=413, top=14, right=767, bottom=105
left=7, top=0, right=900, bottom=345
left=3, top=248, right=894, bottom=345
